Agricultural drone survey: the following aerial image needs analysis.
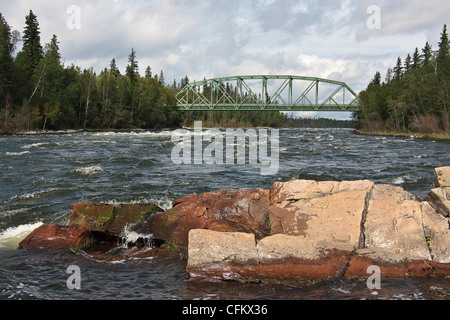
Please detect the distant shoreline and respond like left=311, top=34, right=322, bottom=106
left=353, top=129, right=450, bottom=141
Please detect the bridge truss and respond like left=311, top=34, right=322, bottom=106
left=176, top=75, right=359, bottom=112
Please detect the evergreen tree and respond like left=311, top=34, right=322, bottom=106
left=0, top=13, right=14, bottom=126
left=393, top=57, right=403, bottom=80
left=22, top=10, right=43, bottom=77
left=0, top=13, right=13, bottom=96
left=159, top=70, right=165, bottom=86
left=36, top=35, right=64, bottom=129
left=412, top=47, right=421, bottom=69
left=109, top=58, right=121, bottom=78
left=421, top=41, right=433, bottom=66
left=47, top=34, right=61, bottom=61
left=385, top=68, right=393, bottom=83
left=126, top=48, right=138, bottom=84
left=145, top=66, right=152, bottom=79
left=404, top=53, right=412, bottom=72
left=437, top=24, right=449, bottom=73
left=369, top=72, right=381, bottom=87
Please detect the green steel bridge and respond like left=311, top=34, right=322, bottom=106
left=176, top=75, right=359, bottom=112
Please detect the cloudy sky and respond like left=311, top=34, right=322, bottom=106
left=1, top=0, right=449, bottom=119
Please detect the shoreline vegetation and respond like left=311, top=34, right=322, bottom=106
left=354, top=24, right=450, bottom=138
left=353, top=129, right=450, bottom=141
left=1, top=11, right=448, bottom=140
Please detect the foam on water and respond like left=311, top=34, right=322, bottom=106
left=21, top=142, right=48, bottom=149
left=71, top=165, right=105, bottom=175
left=0, top=222, right=43, bottom=249
left=120, top=225, right=154, bottom=248
left=5, top=151, right=30, bottom=156
left=10, top=188, right=59, bottom=201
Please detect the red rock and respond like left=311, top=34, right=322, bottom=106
left=18, top=224, right=92, bottom=250
left=344, top=248, right=450, bottom=279
left=257, top=234, right=351, bottom=282
left=132, top=189, right=270, bottom=249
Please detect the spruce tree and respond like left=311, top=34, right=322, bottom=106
left=393, top=57, right=403, bottom=80
left=404, top=54, right=412, bottom=72
left=22, top=10, right=43, bottom=77
left=145, top=66, right=152, bottom=79
left=412, top=47, right=421, bottom=69
left=109, top=58, right=121, bottom=78
left=0, top=13, right=14, bottom=127
left=421, top=41, right=433, bottom=66
left=126, top=48, right=138, bottom=84
left=159, top=70, right=165, bottom=86
left=48, top=34, right=61, bottom=61
left=437, top=24, right=449, bottom=73
left=0, top=13, right=13, bottom=100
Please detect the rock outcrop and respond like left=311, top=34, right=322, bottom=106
left=131, top=189, right=270, bottom=249
left=186, top=171, right=450, bottom=283
left=19, top=224, right=93, bottom=250
left=19, top=202, right=163, bottom=253
left=70, top=202, right=164, bottom=234
left=18, top=167, right=450, bottom=284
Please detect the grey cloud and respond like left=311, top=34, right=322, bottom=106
left=352, top=0, right=450, bottom=41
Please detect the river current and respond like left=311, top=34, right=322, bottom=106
left=0, top=128, right=449, bottom=300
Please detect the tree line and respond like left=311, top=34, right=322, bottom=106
left=355, top=24, right=450, bottom=135
left=0, top=11, right=290, bottom=134
left=284, top=117, right=353, bottom=129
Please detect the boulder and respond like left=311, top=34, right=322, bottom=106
left=269, top=180, right=374, bottom=251
left=18, top=224, right=93, bottom=250
left=425, top=187, right=450, bottom=218
left=186, top=229, right=259, bottom=281
left=362, top=184, right=431, bottom=261
left=69, top=202, right=164, bottom=235
left=132, top=189, right=270, bottom=249
left=434, top=167, right=450, bottom=188
left=421, top=202, right=450, bottom=263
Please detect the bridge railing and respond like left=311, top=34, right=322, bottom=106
left=176, top=75, right=359, bottom=112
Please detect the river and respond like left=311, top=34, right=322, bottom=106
left=0, top=128, right=449, bottom=300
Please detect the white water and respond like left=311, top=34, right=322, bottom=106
left=0, top=222, right=43, bottom=249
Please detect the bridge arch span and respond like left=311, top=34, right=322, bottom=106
left=176, top=75, right=359, bottom=112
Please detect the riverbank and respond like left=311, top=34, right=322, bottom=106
left=353, top=129, right=450, bottom=141
left=0, top=127, right=181, bottom=136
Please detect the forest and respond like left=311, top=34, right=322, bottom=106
left=355, top=24, right=450, bottom=136
left=0, top=10, right=287, bottom=134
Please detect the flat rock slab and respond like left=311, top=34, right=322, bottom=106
left=187, top=229, right=260, bottom=281
left=269, top=180, right=374, bottom=251
left=363, top=184, right=431, bottom=261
